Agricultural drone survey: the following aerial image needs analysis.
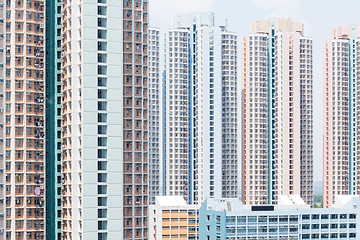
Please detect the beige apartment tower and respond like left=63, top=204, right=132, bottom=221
left=5, top=0, right=46, bottom=239
left=241, top=18, right=313, bottom=206
left=323, top=24, right=360, bottom=208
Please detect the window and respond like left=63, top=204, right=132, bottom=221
left=98, top=197, right=107, bottom=206
left=97, top=6, right=107, bottom=15
left=97, top=66, right=107, bottom=75
left=98, top=137, right=107, bottom=147
left=98, top=53, right=107, bottom=63
left=98, top=77, right=107, bottom=87
left=98, top=233, right=107, bottom=240
left=98, top=125, right=107, bottom=134
left=98, top=161, right=107, bottom=171
left=98, top=113, right=107, bottom=123
left=98, top=89, right=107, bottom=99
left=98, top=149, right=107, bottom=159
left=98, top=221, right=107, bottom=230
left=98, top=185, right=107, bottom=195
left=98, top=42, right=107, bottom=51
left=98, top=18, right=107, bottom=28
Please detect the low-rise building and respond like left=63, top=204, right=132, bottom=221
left=199, top=195, right=360, bottom=240
left=149, top=196, right=200, bottom=240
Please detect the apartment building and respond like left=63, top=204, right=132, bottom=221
left=241, top=18, right=313, bottom=206
left=194, top=22, right=238, bottom=203
left=4, top=0, right=46, bottom=239
left=323, top=24, right=360, bottom=208
left=45, top=0, right=62, bottom=238
left=0, top=1, right=5, bottom=239
left=164, top=12, right=238, bottom=204
left=149, top=196, right=199, bottom=240
left=150, top=195, right=360, bottom=240
left=199, top=195, right=359, bottom=240
left=148, top=27, right=165, bottom=205
left=165, top=26, right=190, bottom=202
left=61, top=0, right=148, bottom=239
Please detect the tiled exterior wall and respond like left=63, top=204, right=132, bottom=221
left=5, top=0, right=46, bottom=239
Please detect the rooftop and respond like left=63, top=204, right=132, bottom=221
left=155, top=196, right=189, bottom=207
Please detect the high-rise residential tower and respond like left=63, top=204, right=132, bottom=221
left=162, top=12, right=238, bottom=204
left=61, top=0, right=148, bottom=239
left=323, top=24, right=360, bottom=208
left=194, top=24, right=238, bottom=203
left=241, top=18, right=314, bottom=206
left=5, top=0, right=46, bottom=239
left=0, top=0, right=5, bottom=238
left=148, top=28, right=165, bottom=205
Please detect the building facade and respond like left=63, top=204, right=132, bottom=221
left=45, top=0, right=62, bottom=238
left=164, top=12, right=238, bottom=204
left=149, top=196, right=199, bottom=240
left=5, top=0, right=46, bottom=239
left=323, top=24, right=360, bottom=208
left=199, top=195, right=359, bottom=240
left=61, top=0, right=148, bottom=239
left=148, top=27, right=165, bottom=205
left=165, top=26, right=190, bottom=202
left=194, top=21, right=238, bottom=203
left=241, top=18, right=313, bottom=206
left=0, top=0, right=5, bottom=239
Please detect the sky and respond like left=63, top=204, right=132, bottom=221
left=149, top=0, right=360, bottom=182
